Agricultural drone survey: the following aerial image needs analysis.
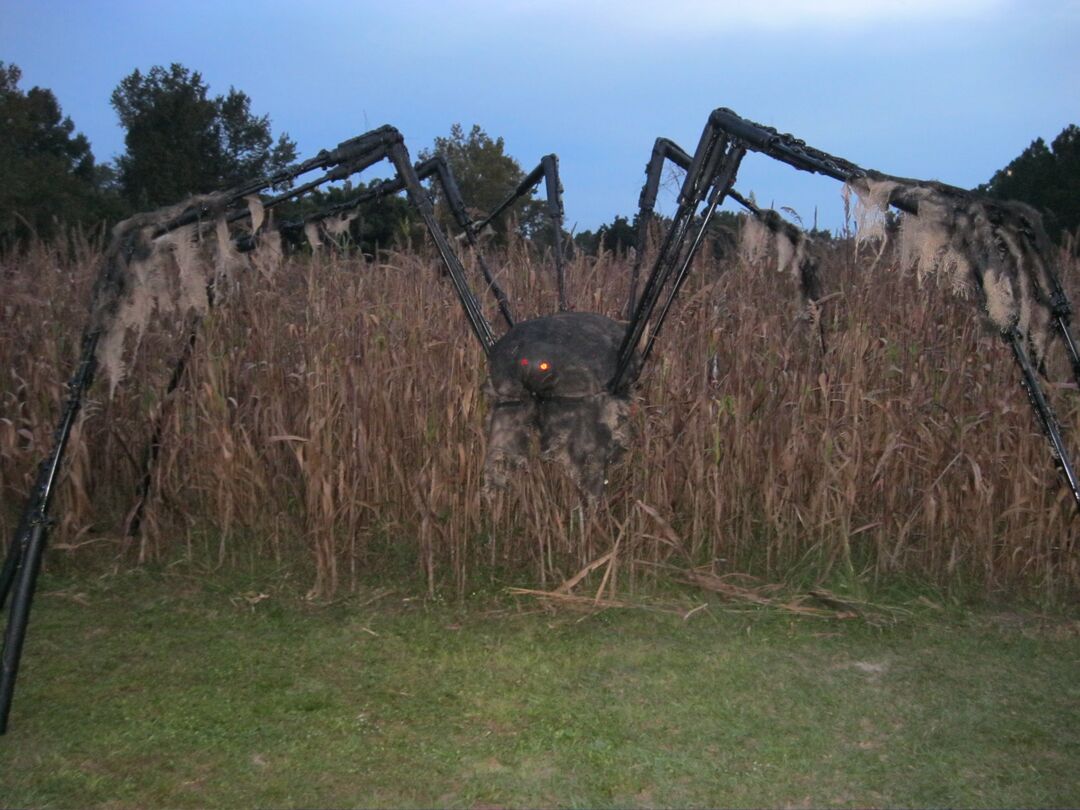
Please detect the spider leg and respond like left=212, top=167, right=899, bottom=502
left=728, top=189, right=827, bottom=355
left=472, top=155, right=568, bottom=310
left=887, top=182, right=1080, bottom=512
left=387, top=139, right=496, bottom=349
left=611, top=120, right=745, bottom=391
left=708, top=107, right=1080, bottom=512
left=1, top=126, right=502, bottom=733
left=1005, top=327, right=1080, bottom=510
left=622, top=106, right=1080, bottom=513
left=1054, top=312, right=1080, bottom=389
left=1007, top=204, right=1080, bottom=390
left=627, top=138, right=693, bottom=319
left=198, top=128, right=500, bottom=348
left=0, top=330, right=99, bottom=733
left=637, top=147, right=745, bottom=371
left=123, top=313, right=203, bottom=540
left=417, top=157, right=516, bottom=327
left=239, top=156, right=519, bottom=329
left=128, top=153, right=527, bottom=541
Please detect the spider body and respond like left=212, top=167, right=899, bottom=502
left=484, top=312, right=635, bottom=497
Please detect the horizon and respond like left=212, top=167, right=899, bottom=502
left=2, top=0, right=1077, bottom=233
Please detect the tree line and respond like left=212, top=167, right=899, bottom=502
left=2, top=60, right=1078, bottom=255
left=0, top=61, right=540, bottom=254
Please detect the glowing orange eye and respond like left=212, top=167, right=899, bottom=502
left=538, top=361, right=550, bottom=372
left=520, top=358, right=529, bottom=366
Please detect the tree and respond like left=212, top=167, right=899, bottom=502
left=574, top=214, right=646, bottom=257
left=0, top=62, right=117, bottom=248
left=574, top=209, right=747, bottom=259
left=600, top=215, right=637, bottom=254
left=979, top=124, right=1080, bottom=239
left=420, top=123, right=545, bottom=243
left=111, top=64, right=297, bottom=208
left=278, top=179, right=422, bottom=256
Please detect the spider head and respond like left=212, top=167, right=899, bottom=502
left=517, top=356, right=558, bottom=392
left=488, top=311, right=626, bottom=401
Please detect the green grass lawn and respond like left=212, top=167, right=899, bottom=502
left=1, top=568, right=1078, bottom=808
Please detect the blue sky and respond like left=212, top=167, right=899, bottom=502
left=3, top=0, right=1077, bottom=232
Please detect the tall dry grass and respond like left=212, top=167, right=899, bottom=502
left=1, top=229, right=1077, bottom=600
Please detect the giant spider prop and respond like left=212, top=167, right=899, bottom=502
left=2, top=108, right=1077, bottom=733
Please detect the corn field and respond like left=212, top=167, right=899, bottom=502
left=1, top=229, right=1077, bottom=600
